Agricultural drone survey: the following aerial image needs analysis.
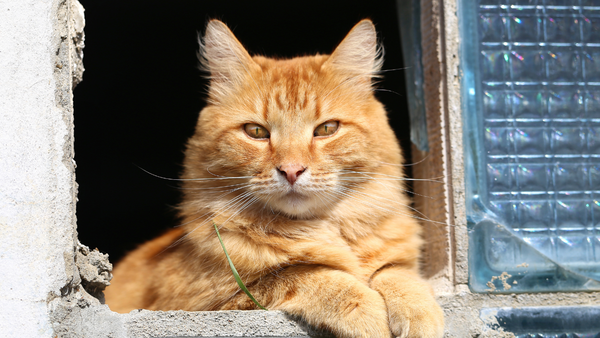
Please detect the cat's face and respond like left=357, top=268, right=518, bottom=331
left=182, top=20, right=402, bottom=219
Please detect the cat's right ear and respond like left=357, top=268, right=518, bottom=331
left=322, top=19, right=383, bottom=89
left=198, top=20, right=257, bottom=101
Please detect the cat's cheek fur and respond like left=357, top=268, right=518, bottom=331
left=209, top=132, right=271, bottom=174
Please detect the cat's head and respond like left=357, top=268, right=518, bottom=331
left=181, top=20, right=404, bottom=220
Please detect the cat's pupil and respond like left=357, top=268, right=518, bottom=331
left=314, top=121, right=339, bottom=137
left=244, top=123, right=269, bottom=139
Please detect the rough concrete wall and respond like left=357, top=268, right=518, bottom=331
left=441, top=0, right=468, bottom=288
left=123, top=310, right=331, bottom=338
left=440, top=288, right=600, bottom=337
left=0, top=0, right=78, bottom=336
left=0, top=0, right=92, bottom=336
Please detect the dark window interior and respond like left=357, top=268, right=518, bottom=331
left=74, top=0, right=411, bottom=262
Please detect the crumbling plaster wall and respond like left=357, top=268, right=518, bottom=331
left=0, top=0, right=82, bottom=336
left=0, top=0, right=118, bottom=336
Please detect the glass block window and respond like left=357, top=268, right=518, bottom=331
left=461, top=0, right=600, bottom=292
left=481, top=306, right=600, bottom=337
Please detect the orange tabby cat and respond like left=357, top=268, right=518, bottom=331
left=105, top=19, right=444, bottom=338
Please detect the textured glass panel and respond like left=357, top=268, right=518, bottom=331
left=512, top=49, right=546, bottom=82
left=584, top=48, right=600, bottom=81
left=484, top=90, right=510, bottom=118
left=545, top=16, right=581, bottom=43
left=547, top=49, right=583, bottom=81
left=583, top=17, right=600, bottom=42
left=513, top=90, right=547, bottom=118
left=481, top=50, right=510, bottom=81
left=461, top=0, right=600, bottom=292
left=509, top=15, right=542, bottom=42
left=480, top=14, right=507, bottom=42
left=587, top=91, right=600, bottom=117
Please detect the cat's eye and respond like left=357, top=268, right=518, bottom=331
left=314, top=121, right=339, bottom=137
left=244, top=123, right=270, bottom=139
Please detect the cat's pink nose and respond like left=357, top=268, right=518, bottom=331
left=277, top=164, right=306, bottom=185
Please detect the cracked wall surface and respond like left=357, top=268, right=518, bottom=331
left=0, top=0, right=80, bottom=336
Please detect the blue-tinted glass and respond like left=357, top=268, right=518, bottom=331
left=481, top=306, right=600, bottom=337
left=461, top=0, right=600, bottom=292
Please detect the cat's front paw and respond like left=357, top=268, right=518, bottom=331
left=339, top=290, right=393, bottom=338
left=370, top=268, right=445, bottom=338
left=388, top=295, right=444, bottom=338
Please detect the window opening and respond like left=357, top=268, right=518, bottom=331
left=73, top=0, right=417, bottom=282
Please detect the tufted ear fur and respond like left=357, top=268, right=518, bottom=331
left=323, top=19, right=383, bottom=82
left=198, top=20, right=257, bottom=101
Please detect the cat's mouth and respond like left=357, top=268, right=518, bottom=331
left=283, top=190, right=308, bottom=203
left=261, top=169, right=321, bottom=216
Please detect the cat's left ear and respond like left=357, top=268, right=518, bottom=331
left=323, top=19, right=383, bottom=83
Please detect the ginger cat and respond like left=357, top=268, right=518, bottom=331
left=105, top=19, right=444, bottom=338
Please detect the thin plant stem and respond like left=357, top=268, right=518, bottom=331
left=213, top=221, right=268, bottom=310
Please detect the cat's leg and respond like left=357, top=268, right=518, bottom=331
left=220, top=265, right=392, bottom=338
left=369, top=266, right=444, bottom=338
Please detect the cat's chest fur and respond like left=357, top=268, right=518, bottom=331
left=191, top=213, right=419, bottom=284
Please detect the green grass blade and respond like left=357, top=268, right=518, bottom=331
left=213, top=221, right=268, bottom=310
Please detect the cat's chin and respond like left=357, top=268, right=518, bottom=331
left=269, top=191, right=320, bottom=219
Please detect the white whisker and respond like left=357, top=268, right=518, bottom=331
left=340, top=169, right=444, bottom=183
left=332, top=186, right=450, bottom=226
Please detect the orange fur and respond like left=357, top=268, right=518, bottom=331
left=105, top=19, right=444, bottom=338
